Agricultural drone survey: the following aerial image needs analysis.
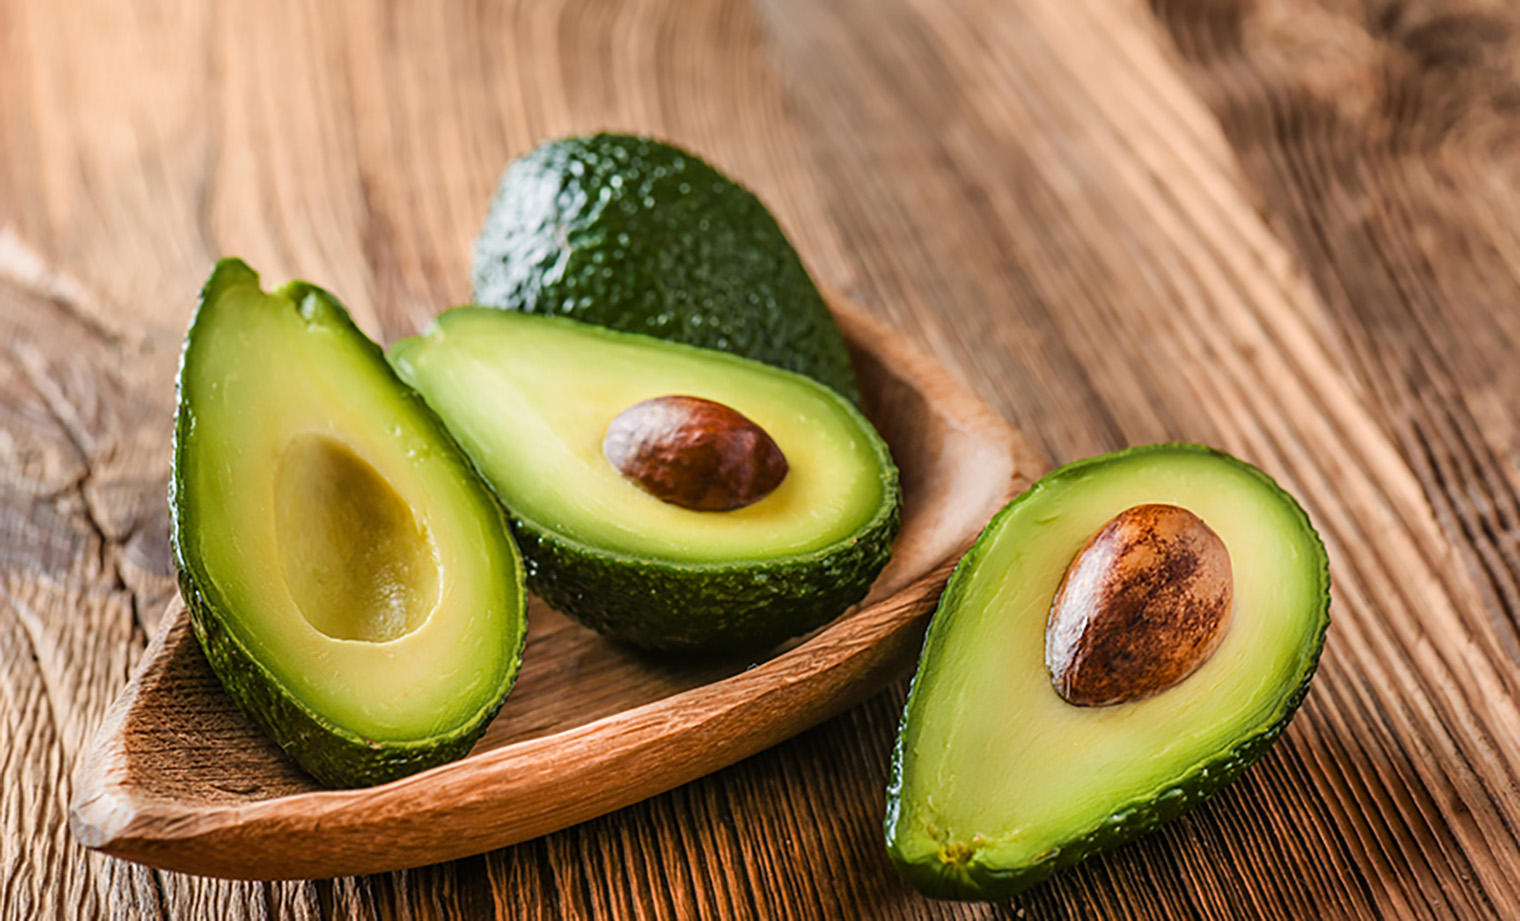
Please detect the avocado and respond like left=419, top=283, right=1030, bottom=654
left=470, top=133, right=862, bottom=404
left=885, top=444, right=1329, bottom=899
left=388, top=308, right=900, bottom=655
left=171, top=259, right=527, bottom=787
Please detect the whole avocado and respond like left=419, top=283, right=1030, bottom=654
left=471, top=134, right=861, bottom=404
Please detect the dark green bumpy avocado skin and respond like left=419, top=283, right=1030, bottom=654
left=178, top=569, right=503, bottom=788
left=471, top=133, right=862, bottom=404
left=511, top=460, right=900, bottom=657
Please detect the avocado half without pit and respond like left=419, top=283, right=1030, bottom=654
left=886, top=444, right=1330, bottom=899
left=172, top=259, right=527, bottom=788
left=388, top=309, right=902, bottom=656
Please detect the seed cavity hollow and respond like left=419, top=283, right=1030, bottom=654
left=275, top=434, right=438, bottom=643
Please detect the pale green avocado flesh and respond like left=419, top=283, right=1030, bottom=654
left=886, top=444, right=1329, bottom=899
left=172, top=259, right=527, bottom=787
left=388, top=309, right=900, bottom=655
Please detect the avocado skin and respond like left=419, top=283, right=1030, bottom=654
left=510, top=471, right=900, bottom=655
left=178, top=570, right=514, bottom=788
left=171, top=259, right=527, bottom=788
left=884, top=443, right=1331, bottom=900
left=471, top=133, right=862, bottom=404
left=886, top=706, right=1304, bottom=900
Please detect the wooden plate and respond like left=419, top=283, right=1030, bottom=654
left=69, top=291, right=1044, bottom=880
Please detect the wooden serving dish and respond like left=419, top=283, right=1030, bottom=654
left=69, top=291, right=1044, bottom=880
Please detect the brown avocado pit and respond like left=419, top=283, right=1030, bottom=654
left=1045, top=503, right=1234, bottom=707
left=603, top=395, right=789, bottom=512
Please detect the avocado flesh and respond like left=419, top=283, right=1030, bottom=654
left=172, top=260, right=527, bottom=787
left=886, top=444, right=1329, bottom=899
left=389, top=308, right=900, bottom=654
left=471, top=133, right=862, bottom=404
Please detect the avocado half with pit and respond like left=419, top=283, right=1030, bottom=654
left=171, top=259, right=527, bottom=788
left=388, top=308, right=901, bottom=656
left=886, top=444, right=1329, bottom=899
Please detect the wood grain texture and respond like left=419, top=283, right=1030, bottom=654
left=4, top=0, right=1520, bottom=917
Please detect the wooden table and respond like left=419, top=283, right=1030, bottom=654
left=5, top=0, right=1519, bottom=917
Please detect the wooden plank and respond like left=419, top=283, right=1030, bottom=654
left=761, top=0, right=1520, bottom=917
left=4, top=0, right=1520, bottom=916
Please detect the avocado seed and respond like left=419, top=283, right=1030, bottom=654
left=1046, top=503, right=1234, bottom=707
left=603, top=395, right=788, bottom=511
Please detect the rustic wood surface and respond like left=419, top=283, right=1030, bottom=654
left=4, top=0, right=1519, bottom=916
